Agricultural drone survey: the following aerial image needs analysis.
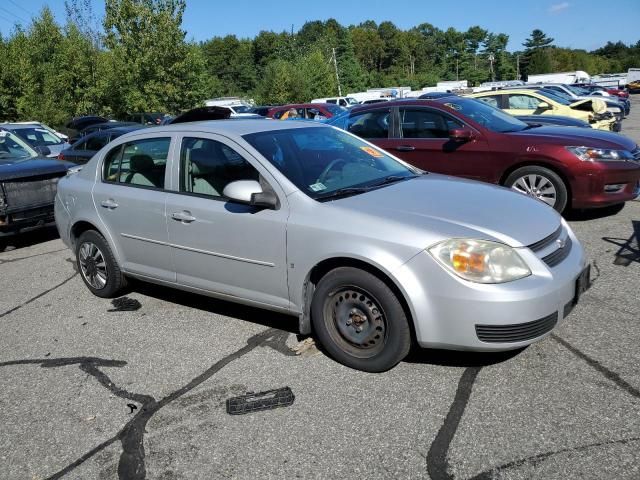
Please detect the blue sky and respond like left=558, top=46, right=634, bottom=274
left=1, top=0, right=638, bottom=51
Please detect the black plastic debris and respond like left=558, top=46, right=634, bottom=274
left=226, top=387, right=295, bottom=415
left=108, top=296, right=142, bottom=312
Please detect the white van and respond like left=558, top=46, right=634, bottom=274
left=527, top=71, right=590, bottom=85
left=311, top=96, right=359, bottom=107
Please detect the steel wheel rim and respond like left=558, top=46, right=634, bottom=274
left=511, top=174, right=557, bottom=207
left=78, top=241, right=108, bottom=290
left=323, top=286, right=387, bottom=358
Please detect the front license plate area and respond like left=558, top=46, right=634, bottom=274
left=574, top=264, right=591, bottom=305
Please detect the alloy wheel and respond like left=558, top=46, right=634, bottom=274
left=511, top=174, right=557, bottom=207
left=78, top=241, right=108, bottom=289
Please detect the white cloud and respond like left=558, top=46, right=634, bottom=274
left=548, top=2, right=570, bottom=13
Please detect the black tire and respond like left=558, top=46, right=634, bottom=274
left=504, top=166, right=568, bottom=212
left=76, top=230, right=127, bottom=298
left=311, top=267, right=411, bottom=372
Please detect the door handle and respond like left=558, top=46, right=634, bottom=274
left=100, top=199, right=118, bottom=209
left=395, top=145, right=415, bottom=152
left=171, top=211, right=196, bottom=223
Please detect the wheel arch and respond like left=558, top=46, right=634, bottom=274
left=298, top=256, right=416, bottom=342
left=499, top=158, right=574, bottom=207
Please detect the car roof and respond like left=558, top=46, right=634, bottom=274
left=350, top=98, right=457, bottom=114
left=116, top=119, right=327, bottom=138
left=0, top=123, right=45, bottom=130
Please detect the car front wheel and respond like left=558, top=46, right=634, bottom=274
left=311, top=267, right=411, bottom=372
left=504, top=166, right=568, bottom=212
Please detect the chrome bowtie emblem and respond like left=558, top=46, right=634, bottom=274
left=556, top=238, right=566, bottom=249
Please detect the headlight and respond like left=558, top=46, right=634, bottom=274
left=566, top=146, right=634, bottom=162
left=428, top=239, right=531, bottom=284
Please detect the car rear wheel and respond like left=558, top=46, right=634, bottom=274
left=311, top=267, right=411, bottom=372
left=505, top=166, right=568, bottom=212
left=76, top=230, right=126, bottom=298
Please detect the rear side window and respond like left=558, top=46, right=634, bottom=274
left=346, top=110, right=390, bottom=139
left=180, top=137, right=259, bottom=199
left=399, top=108, right=462, bottom=139
left=85, top=134, right=109, bottom=151
left=103, top=137, right=170, bottom=189
left=477, top=96, right=501, bottom=108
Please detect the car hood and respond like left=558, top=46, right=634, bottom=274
left=509, top=125, right=637, bottom=150
left=332, top=175, right=561, bottom=248
left=0, top=157, right=73, bottom=181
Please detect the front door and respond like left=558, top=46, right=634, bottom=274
left=92, top=136, right=174, bottom=281
left=165, top=134, right=289, bottom=309
left=387, top=106, right=490, bottom=181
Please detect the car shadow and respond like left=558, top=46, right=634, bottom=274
left=403, top=345, right=526, bottom=368
left=0, top=225, right=60, bottom=253
left=564, top=203, right=625, bottom=221
left=602, top=219, right=640, bottom=266
left=129, top=280, right=299, bottom=334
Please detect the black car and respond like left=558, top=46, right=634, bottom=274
left=72, top=121, right=138, bottom=143
left=124, top=112, right=166, bottom=125
left=58, top=125, right=145, bottom=164
left=249, top=106, right=277, bottom=117
left=0, top=129, right=73, bottom=242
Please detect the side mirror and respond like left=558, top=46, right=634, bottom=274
left=35, top=145, right=51, bottom=156
left=222, top=180, right=278, bottom=209
left=537, top=102, right=551, bottom=110
left=448, top=128, right=474, bottom=142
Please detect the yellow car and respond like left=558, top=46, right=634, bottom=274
left=467, top=89, right=616, bottom=131
left=627, top=80, right=640, bottom=93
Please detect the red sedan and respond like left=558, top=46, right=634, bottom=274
left=329, top=97, right=640, bottom=212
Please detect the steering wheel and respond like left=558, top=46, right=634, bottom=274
left=317, top=158, right=348, bottom=184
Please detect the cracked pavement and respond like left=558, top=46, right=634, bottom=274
left=1, top=98, right=640, bottom=479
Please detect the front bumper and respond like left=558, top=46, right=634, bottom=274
left=0, top=203, right=56, bottom=237
left=394, top=226, right=587, bottom=351
left=570, top=160, right=640, bottom=209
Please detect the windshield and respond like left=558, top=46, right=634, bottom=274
left=537, top=89, right=572, bottom=105
left=443, top=97, right=528, bottom=133
left=566, top=85, right=590, bottom=96
left=345, top=97, right=359, bottom=106
left=233, top=105, right=253, bottom=114
left=325, top=104, right=347, bottom=115
left=243, top=126, right=418, bottom=200
left=0, top=130, right=38, bottom=162
left=12, top=127, right=64, bottom=146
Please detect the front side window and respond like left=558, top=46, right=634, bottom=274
left=103, top=137, right=170, bottom=189
left=346, top=110, right=390, bottom=139
left=244, top=126, right=418, bottom=201
left=14, top=127, right=63, bottom=146
left=508, top=94, right=541, bottom=110
left=439, top=97, right=528, bottom=133
left=180, top=137, right=259, bottom=199
left=399, top=108, right=462, bottom=139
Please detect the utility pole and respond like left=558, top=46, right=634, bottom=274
left=332, top=47, right=342, bottom=96
left=516, top=54, right=520, bottom=80
left=456, top=57, right=459, bottom=81
left=488, top=53, right=495, bottom=82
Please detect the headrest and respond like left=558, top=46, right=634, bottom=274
left=129, top=154, right=154, bottom=172
left=189, top=148, right=217, bottom=176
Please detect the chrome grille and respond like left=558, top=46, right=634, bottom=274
left=528, top=225, right=562, bottom=253
left=2, top=176, right=60, bottom=208
left=541, top=236, right=572, bottom=267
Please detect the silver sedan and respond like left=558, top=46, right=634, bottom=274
left=54, top=120, right=589, bottom=372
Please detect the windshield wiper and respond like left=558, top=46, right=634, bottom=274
left=316, top=175, right=419, bottom=202
left=367, top=174, right=419, bottom=188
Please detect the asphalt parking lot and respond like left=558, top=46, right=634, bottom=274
left=2, top=100, right=640, bottom=480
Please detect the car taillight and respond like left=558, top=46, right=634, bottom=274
left=58, top=153, right=64, bottom=160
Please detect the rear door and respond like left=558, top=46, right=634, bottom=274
left=386, top=106, right=490, bottom=180
left=92, top=135, right=174, bottom=281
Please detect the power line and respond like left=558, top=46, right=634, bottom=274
left=6, top=0, right=35, bottom=18
left=0, top=6, right=27, bottom=24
